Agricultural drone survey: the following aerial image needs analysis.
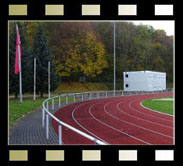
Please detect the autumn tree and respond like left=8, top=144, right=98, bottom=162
left=14, top=22, right=173, bottom=88
left=55, top=31, right=108, bottom=81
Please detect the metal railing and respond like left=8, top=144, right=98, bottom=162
left=42, top=89, right=173, bottom=145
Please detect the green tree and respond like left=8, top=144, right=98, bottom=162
left=133, top=25, right=155, bottom=71
left=32, top=25, right=58, bottom=97
left=154, top=30, right=173, bottom=83
left=21, top=22, right=39, bottom=49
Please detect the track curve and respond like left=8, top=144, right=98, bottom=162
left=52, top=92, right=174, bottom=145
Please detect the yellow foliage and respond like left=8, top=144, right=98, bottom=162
left=55, top=31, right=108, bottom=79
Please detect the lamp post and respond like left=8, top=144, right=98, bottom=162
left=113, top=21, right=116, bottom=92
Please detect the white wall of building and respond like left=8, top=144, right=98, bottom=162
left=123, top=71, right=166, bottom=91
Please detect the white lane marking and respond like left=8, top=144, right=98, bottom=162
left=117, top=101, right=173, bottom=129
left=140, top=101, right=173, bottom=117
left=88, top=102, right=151, bottom=145
left=128, top=100, right=173, bottom=124
left=71, top=100, right=109, bottom=144
left=103, top=99, right=173, bottom=139
left=56, top=93, right=172, bottom=144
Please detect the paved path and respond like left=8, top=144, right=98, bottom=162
left=9, top=105, right=62, bottom=145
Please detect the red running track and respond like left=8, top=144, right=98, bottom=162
left=52, top=92, right=174, bottom=145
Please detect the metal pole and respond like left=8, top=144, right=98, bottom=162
left=33, top=57, right=36, bottom=100
left=47, top=101, right=49, bottom=112
left=58, top=124, right=62, bottom=145
left=59, top=95, right=61, bottom=107
left=46, top=113, right=49, bottom=139
left=48, top=61, right=50, bottom=99
left=18, top=44, right=22, bottom=103
left=90, top=92, right=92, bottom=100
left=74, top=94, right=76, bottom=103
left=16, top=24, right=22, bottom=104
left=52, top=99, right=54, bottom=110
left=42, top=106, right=45, bottom=128
left=66, top=95, right=68, bottom=104
left=94, top=138, right=97, bottom=145
left=113, top=21, right=116, bottom=93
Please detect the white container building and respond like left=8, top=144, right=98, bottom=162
left=123, top=71, right=166, bottom=91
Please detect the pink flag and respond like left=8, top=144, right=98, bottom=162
left=15, top=25, right=21, bottom=75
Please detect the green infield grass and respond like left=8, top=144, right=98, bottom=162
left=142, top=96, right=174, bottom=115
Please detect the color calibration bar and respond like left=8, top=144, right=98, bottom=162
left=9, top=150, right=174, bottom=161
left=8, top=4, right=174, bottom=16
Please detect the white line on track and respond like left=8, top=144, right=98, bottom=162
left=128, top=100, right=173, bottom=126
left=71, top=100, right=109, bottom=144
left=57, top=93, right=173, bottom=144
left=117, top=101, right=173, bottom=129
left=140, top=101, right=174, bottom=117
left=103, top=99, right=173, bottom=138
left=88, top=101, right=151, bottom=145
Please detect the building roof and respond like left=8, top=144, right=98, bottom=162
left=124, top=70, right=166, bottom=74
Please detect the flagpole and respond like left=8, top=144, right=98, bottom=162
left=16, top=24, right=22, bottom=104
left=48, top=61, right=50, bottom=99
left=33, top=57, right=36, bottom=100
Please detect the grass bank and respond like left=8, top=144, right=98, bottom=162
left=9, top=98, right=46, bottom=128
left=55, top=82, right=123, bottom=93
left=9, top=96, right=74, bottom=128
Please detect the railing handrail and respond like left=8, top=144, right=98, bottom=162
left=42, top=89, right=173, bottom=145
left=42, top=94, right=108, bottom=145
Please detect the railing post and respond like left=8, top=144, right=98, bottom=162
left=106, top=91, right=107, bottom=98
left=98, top=92, right=100, bottom=99
left=52, top=99, right=54, bottom=110
left=59, top=95, right=61, bottom=107
left=82, top=93, right=84, bottom=101
left=58, top=123, right=62, bottom=145
left=42, top=94, right=108, bottom=145
left=121, top=90, right=123, bottom=96
left=90, top=92, right=92, bottom=100
left=74, top=94, right=76, bottom=103
left=94, top=138, right=97, bottom=145
left=66, top=95, right=68, bottom=104
left=47, top=101, right=49, bottom=112
left=46, top=113, right=49, bottom=139
left=42, top=106, right=45, bottom=128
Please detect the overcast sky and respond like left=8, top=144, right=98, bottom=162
left=131, top=21, right=174, bottom=36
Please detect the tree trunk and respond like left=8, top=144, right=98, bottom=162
left=15, top=92, right=18, bottom=99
